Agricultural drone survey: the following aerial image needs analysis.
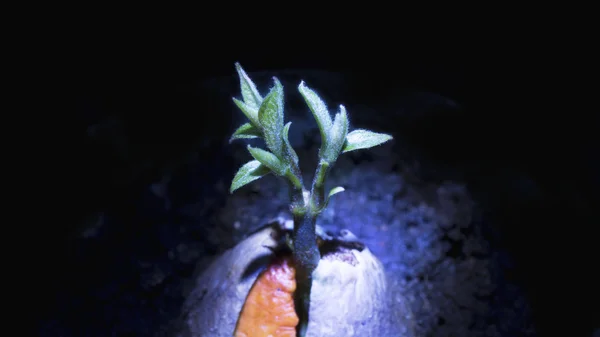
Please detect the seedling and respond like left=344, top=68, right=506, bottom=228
left=229, top=63, right=392, bottom=336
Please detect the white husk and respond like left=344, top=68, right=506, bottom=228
left=174, top=224, right=399, bottom=337
left=306, top=247, right=387, bottom=336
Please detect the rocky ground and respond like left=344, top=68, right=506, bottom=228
left=44, top=70, right=590, bottom=336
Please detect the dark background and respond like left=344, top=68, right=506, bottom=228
left=46, top=23, right=599, bottom=336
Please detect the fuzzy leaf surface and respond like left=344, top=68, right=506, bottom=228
left=232, top=98, right=259, bottom=126
left=229, top=123, right=262, bottom=143
left=248, top=145, right=286, bottom=176
left=258, top=78, right=284, bottom=156
left=230, top=160, right=270, bottom=193
left=298, top=81, right=332, bottom=152
left=323, top=105, right=349, bottom=162
left=282, top=122, right=299, bottom=164
left=342, top=129, right=393, bottom=153
left=235, top=62, right=262, bottom=110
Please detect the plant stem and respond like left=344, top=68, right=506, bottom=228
left=309, top=160, right=329, bottom=213
left=286, top=159, right=331, bottom=337
left=293, top=212, right=320, bottom=269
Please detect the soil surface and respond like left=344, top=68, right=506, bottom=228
left=46, top=70, right=596, bottom=336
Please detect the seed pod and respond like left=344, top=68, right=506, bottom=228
left=174, top=221, right=405, bottom=337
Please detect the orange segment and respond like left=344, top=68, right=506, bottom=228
left=235, top=256, right=298, bottom=337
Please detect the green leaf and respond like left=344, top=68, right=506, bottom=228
left=322, top=105, right=349, bottom=162
left=258, top=78, right=284, bottom=157
left=298, top=81, right=332, bottom=151
left=247, top=145, right=286, bottom=176
left=282, top=122, right=299, bottom=164
left=232, top=97, right=259, bottom=127
left=319, top=186, right=345, bottom=211
left=313, top=160, right=330, bottom=189
left=230, top=160, right=271, bottom=193
left=342, top=129, right=393, bottom=153
left=229, top=123, right=262, bottom=143
left=328, top=186, right=345, bottom=198
left=235, top=62, right=262, bottom=110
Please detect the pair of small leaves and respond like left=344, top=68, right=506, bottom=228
left=235, top=63, right=262, bottom=110
left=254, top=94, right=298, bottom=166
left=230, top=75, right=284, bottom=154
left=230, top=142, right=296, bottom=193
left=298, top=81, right=348, bottom=163
left=230, top=144, right=290, bottom=194
left=299, top=82, right=392, bottom=162
left=231, top=64, right=288, bottom=159
left=232, top=63, right=262, bottom=127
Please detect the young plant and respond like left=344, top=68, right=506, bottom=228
left=229, top=63, right=392, bottom=336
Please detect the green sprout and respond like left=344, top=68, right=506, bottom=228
left=229, top=63, right=393, bottom=336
